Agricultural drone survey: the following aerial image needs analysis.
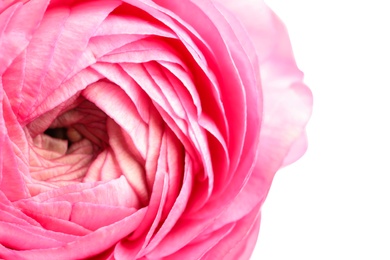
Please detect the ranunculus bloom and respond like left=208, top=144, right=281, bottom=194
left=0, top=0, right=312, bottom=259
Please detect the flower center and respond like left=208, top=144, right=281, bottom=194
left=27, top=97, right=108, bottom=194
left=43, top=127, right=83, bottom=147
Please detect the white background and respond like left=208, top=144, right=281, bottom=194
left=252, top=0, right=390, bottom=259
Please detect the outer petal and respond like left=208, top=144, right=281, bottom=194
left=215, top=0, right=313, bottom=178
left=282, top=130, right=309, bottom=166
left=0, top=1, right=312, bottom=259
left=0, top=89, right=30, bottom=201
left=0, top=0, right=49, bottom=75
left=0, top=207, right=147, bottom=259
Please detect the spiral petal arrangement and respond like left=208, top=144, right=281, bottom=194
left=0, top=0, right=312, bottom=259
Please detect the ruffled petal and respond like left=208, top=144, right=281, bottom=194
left=215, top=0, right=313, bottom=179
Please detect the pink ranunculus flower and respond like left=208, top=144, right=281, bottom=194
left=0, top=0, right=312, bottom=259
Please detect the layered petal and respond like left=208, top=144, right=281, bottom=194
left=0, top=0, right=311, bottom=259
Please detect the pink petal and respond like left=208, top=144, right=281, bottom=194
left=0, top=207, right=147, bottom=259
left=282, top=130, right=309, bottom=166
left=144, top=108, right=165, bottom=191
left=143, top=154, right=193, bottom=255
left=83, top=148, right=122, bottom=182
left=70, top=202, right=137, bottom=231
left=0, top=222, right=71, bottom=250
left=203, top=208, right=261, bottom=260
left=26, top=68, right=103, bottom=122
left=213, top=0, right=286, bottom=62
left=216, top=0, right=313, bottom=178
left=257, top=82, right=312, bottom=183
left=107, top=118, right=148, bottom=204
left=82, top=81, right=149, bottom=204
left=27, top=213, right=91, bottom=236
left=83, top=79, right=148, bottom=157
left=154, top=0, right=257, bottom=172
left=15, top=200, right=72, bottom=221
left=15, top=0, right=120, bottom=123
left=0, top=0, right=49, bottom=76
left=93, top=12, right=176, bottom=38
left=165, top=223, right=235, bottom=260
left=91, top=62, right=151, bottom=123
left=0, top=91, right=29, bottom=201
left=26, top=176, right=139, bottom=209
left=113, top=167, right=168, bottom=258
left=0, top=200, right=40, bottom=227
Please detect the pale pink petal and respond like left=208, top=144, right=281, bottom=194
left=213, top=0, right=287, bottom=62
left=282, top=130, right=309, bottom=166
left=257, top=82, right=312, bottom=182
left=84, top=148, right=122, bottom=182
left=27, top=176, right=139, bottom=208
left=144, top=108, right=165, bottom=191
left=82, top=80, right=148, bottom=161
left=107, top=118, right=148, bottom=204
left=91, top=62, right=151, bottom=123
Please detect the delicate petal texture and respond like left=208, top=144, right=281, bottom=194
left=0, top=0, right=312, bottom=259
